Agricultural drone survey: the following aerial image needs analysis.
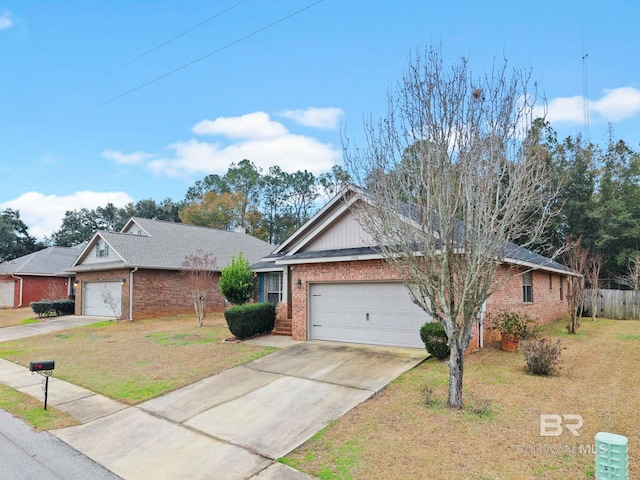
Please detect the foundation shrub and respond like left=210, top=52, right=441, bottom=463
left=224, top=302, right=276, bottom=339
left=420, top=322, right=450, bottom=359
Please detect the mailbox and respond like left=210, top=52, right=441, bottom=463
left=29, top=360, right=55, bottom=372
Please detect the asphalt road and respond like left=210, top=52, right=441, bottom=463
left=0, top=409, right=121, bottom=480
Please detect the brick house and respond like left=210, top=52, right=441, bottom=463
left=256, top=185, right=571, bottom=349
left=0, top=245, right=83, bottom=308
left=68, top=218, right=274, bottom=320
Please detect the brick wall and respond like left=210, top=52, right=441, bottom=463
left=75, top=269, right=225, bottom=319
left=484, top=266, right=568, bottom=343
left=21, top=276, right=69, bottom=305
left=288, top=259, right=568, bottom=344
left=0, top=275, right=69, bottom=308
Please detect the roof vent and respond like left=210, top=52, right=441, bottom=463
left=234, top=226, right=247, bottom=234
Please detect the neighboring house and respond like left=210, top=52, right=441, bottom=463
left=256, top=185, right=571, bottom=349
left=0, top=245, right=84, bottom=308
left=68, top=218, right=274, bottom=319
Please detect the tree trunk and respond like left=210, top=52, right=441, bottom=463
left=447, top=340, right=464, bottom=409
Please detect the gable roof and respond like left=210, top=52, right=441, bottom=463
left=266, top=184, right=572, bottom=275
left=70, top=218, right=274, bottom=273
left=0, top=244, right=84, bottom=276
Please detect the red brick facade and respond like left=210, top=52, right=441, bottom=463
left=283, top=259, right=568, bottom=344
left=0, top=275, right=70, bottom=308
left=75, top=269, right=225, bottom=320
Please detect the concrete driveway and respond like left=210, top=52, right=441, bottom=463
left=49, top=341, right=427, bottom=479
left=0, top=315, right=112, bottom=342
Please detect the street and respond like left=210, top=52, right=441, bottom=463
left=0, top=409, right=120, bottom=480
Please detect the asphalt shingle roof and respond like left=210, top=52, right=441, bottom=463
left=71, top=218, right=274, bottom=272
left=0, top=244, right=84, bottom=276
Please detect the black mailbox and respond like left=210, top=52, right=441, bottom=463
left=29, top=360, right=55, bottom=372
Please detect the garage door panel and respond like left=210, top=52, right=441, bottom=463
left=84, top=282, right=121, bottom=317
left=0, top=282, right=14, bottom=308
left=310, top=282, right=430, bottom=348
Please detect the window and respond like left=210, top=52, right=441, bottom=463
left=560, top=276, right=564, bottom=301
left=96, top=241, right=109, bottom=258
left=522, top=271, right=533, bottom=303
left=266, top=273, right=282, bottom=304
left=549, top=272, right=553, bottom=290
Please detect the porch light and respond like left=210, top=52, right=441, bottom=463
left=120, top=278, right=126, bottom=285
left=296, top=278, right=302, bottom=288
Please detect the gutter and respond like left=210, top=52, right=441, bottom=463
left=129, top=267, right=138, bottom=321
left=10, top=274, right=23, bottom=307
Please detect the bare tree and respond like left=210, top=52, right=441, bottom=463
left=617, top=254, right=640, bottom=320
left=101, top=286, right=122, bottom=320
left=617, top=254, right=640, bottom=291
left=585, top=251, right=602, bottom=321
left=180, top=251, right=217, bottom=327
left=44, top=279, right=67, bottom=301
left=564, top=238, right=588, bottom=334
left=345, top=46, right=560, bottom=408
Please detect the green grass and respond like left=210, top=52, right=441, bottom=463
left=87, top=320, right=116, bottom=328
left=315, top=439, right=362, bottom=480
left=20, top=318, right=40, bottom=325
left=618, top=333, right=640, bottom=340
left=0, top=384, right=77, bottom=430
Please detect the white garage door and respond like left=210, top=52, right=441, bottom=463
left=83, top=282, right=121, bottom=317
left=310, top=282, right=430, bottom=348
left=0, top=282, right=14, bottom=308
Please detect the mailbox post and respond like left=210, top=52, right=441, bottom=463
left=29, top=360, right=55, bottom=410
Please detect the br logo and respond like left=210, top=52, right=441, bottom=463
left=540, top=414, right=584, bottom=437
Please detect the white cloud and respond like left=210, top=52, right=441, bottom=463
left=1, top=191, right=133, bottom=239
left=133, top=110, right=341, bottom=178
left=103, top=149, right=155, bottom=165
left=192, top=112, right=288, bottom=139
left=279, top=107, right=344, bottom=129
left=0, top=12, right=13, bottom=30
left=148, top=134, right=340, bottom=178
left=539, top=87, right=640, bottom=125
left=591, top=87, right=640, bottom=121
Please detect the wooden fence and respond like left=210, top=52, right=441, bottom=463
left=583, top=288, right=640, bottom=320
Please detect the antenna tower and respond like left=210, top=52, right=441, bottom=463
left=581, top=13, right=590, bottom=143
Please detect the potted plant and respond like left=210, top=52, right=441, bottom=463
left=490, top=311, right=537, bottom=352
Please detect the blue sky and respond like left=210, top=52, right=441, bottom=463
left=1, top=0, right=639, bottom=239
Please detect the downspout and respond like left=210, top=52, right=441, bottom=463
left=478, top=301, right=487, bottom=349
left=129, top=267, right=138, bottom=321
left=11, top=274, right=23, bottom=307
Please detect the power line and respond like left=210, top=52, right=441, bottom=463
left=93, top=0, right=248, bottom=81
left=57, top=0, right=323, bottom=126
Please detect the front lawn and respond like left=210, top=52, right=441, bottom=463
left=0, top=307, right=38, bottom=328
left=282, top=319, right=640, bottom=479
left=0, top=383, right=78, bottom=430
left=0, top=313, right=275, bottom=404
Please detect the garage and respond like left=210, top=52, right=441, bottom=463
left=309, top=282, right=430, bottom=348
left=0, top=281, right=14, bottom=308
left=83, top=281, right=121, bottom=317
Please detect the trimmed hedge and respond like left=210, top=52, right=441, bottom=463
left=420, top=321, right=450, bottom=359
left=30, top=299, right=75, bottom=318
left=224, top=302, right=276, bottom=340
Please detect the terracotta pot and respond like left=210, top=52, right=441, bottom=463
left=500, top=333, right=519, bottom=352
